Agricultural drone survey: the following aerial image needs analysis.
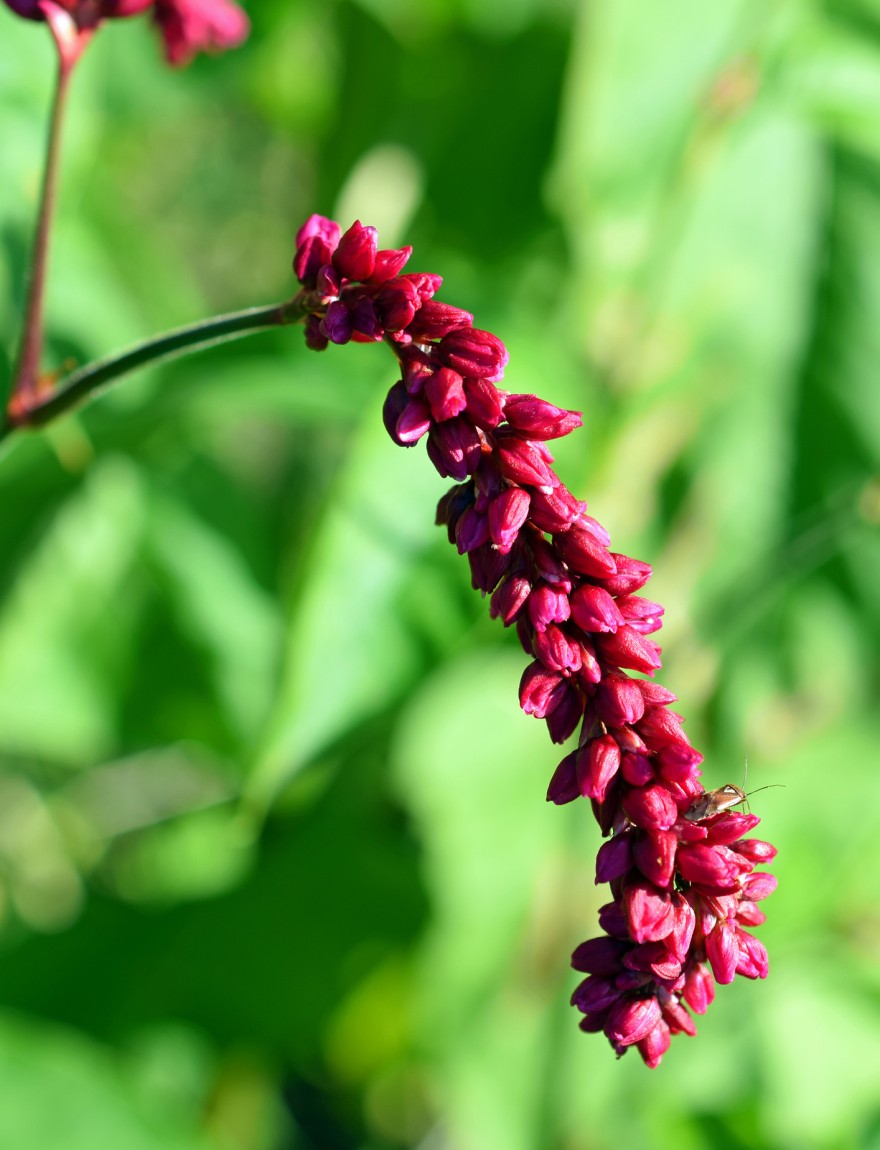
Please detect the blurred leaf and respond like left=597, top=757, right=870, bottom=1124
left=0, top=1011, right=219, bottom=1150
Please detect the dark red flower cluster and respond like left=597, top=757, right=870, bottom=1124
left=293, top=215, right=777, bottom=1067
left=1, top=0, right=248, bottom=66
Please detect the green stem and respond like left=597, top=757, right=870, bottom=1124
left=0, top=297, right=306, bottom=444
left=10, top=52, right=74, bottom=415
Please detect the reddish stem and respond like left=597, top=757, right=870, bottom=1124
left=8, top=52, right=75, bottom=423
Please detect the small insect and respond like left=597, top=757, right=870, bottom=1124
left=683, top=763, right=783, bottom=822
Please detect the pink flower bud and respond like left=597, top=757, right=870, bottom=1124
left=407, top=299, right=474, bottom=339
left=616, top=594, right=664, bottom=635
left=375, top=278, right=421, bottom=331
left=437, top=328, right=509, bottom=382
left=400, top=272, right=443, bottom=301
left=682, top=962, right=715, bottom=1014
left=706, top=920, right=739, bottom=984
left=546, top=750, right=579, bottom=805
left=622, top=783, right=678, bottom=831
left=519, top=661, right=565, bottom=719
left=527, top=584, right=570, bottom=631
left=624, top=881, right=674, bottom=943
left=735, top=929, right=769, bottom=979
left=496, top=434, right=557, bottom=488
left=595, top=626, right=662, bottom=676
left=571, top=936, right=630, bottom=975
left=528, top=485, right=584, bottom=534
left=454, top=507, right=490, bottom=554
left=659, top=997, right=697, bottom=1037
left=546, top=681, right=584, bottom=744
left=605, top=995, right=662, bottom=1047
left=637, top=681, right=678, bottom=706
left=463, top=376, right=505, bottom=430
left=426, top=418, right=482, bottom=480
left=636, top=705, right=689, bottom=748
left=503, top=394, right=583, bottom=440
left=623, top=942, right=682, bottom=980
left=595, top=833, right=633, bottom=883
left=704, top=812, right=760, bottom=844
left=732, top=838, right=777, bottom=863
left=637, top=1020, right=671, bottom=1068
left=665, top=893, right=696, bottom=961
left=366, top=246, right=413, bottom=284
left=554, top=526, right=618, bottom=580
left=572, top=976, right=620, bottom=1015
left=570, top=584, right=625, bottom=634
left=424, top=367, right=467, bottom=422
left=488, top=488, right=531, bottom=552
left=633, top=828, right=677, bottom=887
left=576, top=735, right=621, bottom=802
left=489, top=574, right=531, bottom=626
left=741, top=872, right=777, bottom=901
left=533, top=624, right=582, bottom=675
left=320, top=300, right=352, bottom=344
left=331, top=220, right=378, bottom=281
left=153, top=0, right=250, bottom=68
left=395, top=397, right=432, bottom=445
left=594, top=672, right=646, bottom=726
left=620, top=751, right=654, bottom=786
left=677, top=843, right=747, bottom=888
left=602, top=555, right=653, bottom=595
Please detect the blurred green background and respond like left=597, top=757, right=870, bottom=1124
left=1, top=1, right=879, bottom=1147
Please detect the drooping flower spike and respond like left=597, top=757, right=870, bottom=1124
left=0, top=0, right=249, bottom=66
left=292, top=214, right=778, bottom=1067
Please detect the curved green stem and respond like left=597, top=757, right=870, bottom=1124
left=0, top=296, right=306, bottom=445
left=11, top=53, right=74, bottom=413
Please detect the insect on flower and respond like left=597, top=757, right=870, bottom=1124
left=684, top=778, right=783, bottom=821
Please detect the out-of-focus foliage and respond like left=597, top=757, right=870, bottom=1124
left=1, top=0, right=878, bottom=1147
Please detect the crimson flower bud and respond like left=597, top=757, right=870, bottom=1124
left=528, top=485, right=584, bottom=534
left=489, top=574, right=531, bottom=626
left=454, top=507, right=490, bottom=554
left=488, top=487, right=530, bottom=552
left=503, top=394, right=583, bottom=440
left=735, top=930, right=769, bottom=979
left=533, top=624, right=582, bottom=675
left=576, top=734, right=621, bottom=802
left=620, top=751, right=654, bottom=786
left=740, top=872, right=778, bottom=901
left=705, top=920, right=738, bottom=984
left=394, top=396, right=432, bottom=445
left=332, top=220, right=378, bottom=281
left=624, top=881, right=674, bottom=943
left=572, top=976, right=620, bottom=1015
left=153, top=0, right=250, bottom=68
left=407, top=299, right=474, bottom=340
left=367, top=246, right=413, bottom=284
left=304, top=314, right=328, bottom=351
left=463, top=376, right=505, bottom=430
left=602, top=555, right=653, bottom=595
left=376, top=278, right=421, bottom=332
left=571, top=936, right=630, bottom=975
left=704, top=812, right=760, bottom=844
left=682, top=962, right=716, bottom=1014
left=637, top=1020, right=671, bottom=1068
left=426, top=418, right=482, bottom=480
left=546, top=750, right=579, bottom=805
left=677, top=843, right=748, bottom=888
left=320, top=300, right=352, bottom=344
left=526, top=584, right=570, bottom=631
left=594, top=672, right=646, bottom=726
left=665, top=893, right=696, bottom=961
left=545, top=681, right=584, bottom=743
left=595, top=833, right=633, bottom=883
left=436, top=328, right=509, bottom=382
left=732, top=838, right=778, bottom=863
left=519, top=661, right=565, bottom=719
left=622, top=783, right=678, bottom=831
left=554, top=526, right=618, bottom=580
left=569, top=584, right=624, bottom=634
left=496, top=434, right=558, bottom=488
left=616, top=594, right=665, bottom=635
left=605, top=996, right=662, bottom=1047
left=595, top=626, right=662, bottom=676
left=633, top=828, right=678, bottom=887
left=424, top=367, right=466, bottom=422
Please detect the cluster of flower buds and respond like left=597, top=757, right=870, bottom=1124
left=1, top=0, right=248, bottom=67
left=292, top=215, right=777, bottom=1067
